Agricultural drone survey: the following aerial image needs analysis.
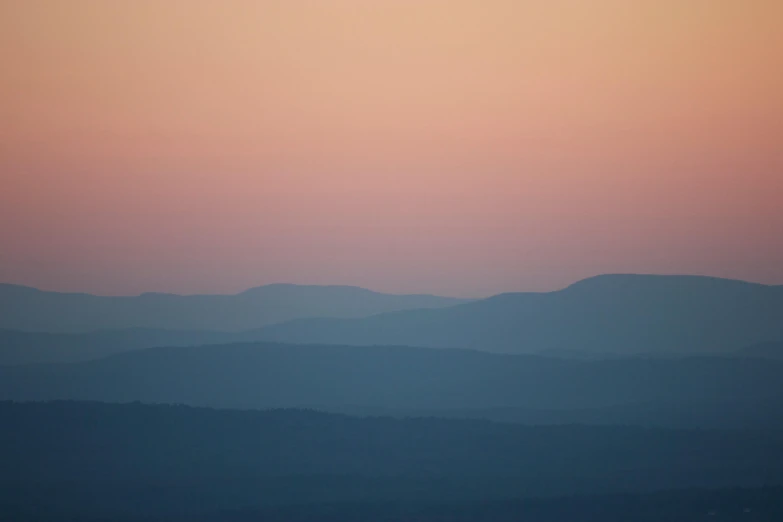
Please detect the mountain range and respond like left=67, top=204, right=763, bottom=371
left=1, top=274, right=782, bottom=366
left=255, top=274, right=783, bottom=355
left=3, top=273, right=783, bottom=520
left=0, top=283, right=469, bottom=333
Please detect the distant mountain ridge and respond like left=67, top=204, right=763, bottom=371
left=3, top=341, right=783, bottom=429
left=255, top=274, right=783, bottom=355
left=3, top=274, right=782, bottom=363
left=0, top=283, right=470, bottom=332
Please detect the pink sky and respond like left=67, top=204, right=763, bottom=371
left=1, top=0, right=782, bottom=297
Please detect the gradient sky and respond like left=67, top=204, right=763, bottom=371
left=1, top=0, right=781, bottom=297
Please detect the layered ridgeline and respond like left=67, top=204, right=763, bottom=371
left=0, top=283, right=469, bottom=332
left=256, top=274, right=783, bottom=355
left=3, top=343, right=783, bottom=429
left=2, top=275, right=782, bottom=365
left=2, top=400, right=782, bottom=522
left=0, top=328, right=237, bottom=365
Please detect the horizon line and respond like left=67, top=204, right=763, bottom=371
left=1, top=272, right=778, bottom=300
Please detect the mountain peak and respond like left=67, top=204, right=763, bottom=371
left=563, top=273, right=770, bottom=293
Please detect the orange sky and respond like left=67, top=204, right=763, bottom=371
left=1, top=0, right=781, bottom=297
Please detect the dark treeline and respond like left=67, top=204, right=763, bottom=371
left=210, top=488, right=783, bottom=522
left=2, top=401, right=782, bottom=516
left=3, top=487, right=783, bottom=522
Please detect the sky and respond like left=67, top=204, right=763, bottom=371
left=1, top=0, right=781, bottom=297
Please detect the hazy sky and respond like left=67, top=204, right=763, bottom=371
left=1, top=0, right=781, bottom=297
